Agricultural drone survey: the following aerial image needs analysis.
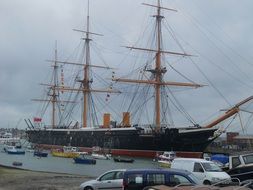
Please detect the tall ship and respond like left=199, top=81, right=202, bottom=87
left=25, top=0, right=253, bottom=158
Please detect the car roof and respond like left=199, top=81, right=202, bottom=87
left=98, top=169, right=126, bottom=178
left=173, top=158, right=212, bottom=163
left=103, top=169, right=126, bottom=173
left=124, top=168, right=191, bottom=175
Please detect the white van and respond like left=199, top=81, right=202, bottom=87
left=171, top=158, right=231, bottom=185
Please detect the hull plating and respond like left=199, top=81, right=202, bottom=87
left=26, top=127, right=218, bottom=157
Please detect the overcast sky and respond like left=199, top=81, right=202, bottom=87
left=0, top=0, right=253, bottom=134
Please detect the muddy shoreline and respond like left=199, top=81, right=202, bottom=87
left=0, top=165, right=94, bottom=190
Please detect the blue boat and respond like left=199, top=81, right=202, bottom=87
left=34, top=151, right=48, bottom=157
left=73, top=155, right=96, bottom=165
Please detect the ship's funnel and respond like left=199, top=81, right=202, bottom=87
left=122, top=112, right=130, bottom=127
left=103, top=113, right=110, bottom=128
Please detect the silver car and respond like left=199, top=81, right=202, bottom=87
left=80, top=169, right=126, bottom=190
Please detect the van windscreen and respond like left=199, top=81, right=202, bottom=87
left=202, top=162, right=222, bottom=172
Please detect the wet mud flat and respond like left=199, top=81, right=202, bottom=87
left=0, top=166, right=93, bottom=190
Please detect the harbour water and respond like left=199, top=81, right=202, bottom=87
left=0, top=144, right=157, bottom=177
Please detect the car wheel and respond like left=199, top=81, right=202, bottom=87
left=84, top=187, right=94, bottom=190
left=203, top=180, right=211, bottom=185
left=84, top=187, right=93, bottom=190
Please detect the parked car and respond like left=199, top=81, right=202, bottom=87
left=171, top=158, right=231, bottom=185
left=122, top=168, right=200, bottom=190
left=79, top=169, right=126, bottom=190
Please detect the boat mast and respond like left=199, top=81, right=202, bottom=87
left=33, top=42, right=75, bottom=128
left=79, top=0, right=121, bottom=128
left=47, top=0, right=120, bottom=129
left=155, top=0, right=162, bottom=127
left=52, top=42, right=58, bottom=128
left=113, top=1, right=203, bottom=130
left=83, top=0, right=91, bottom=128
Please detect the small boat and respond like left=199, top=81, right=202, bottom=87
left=69, top=146, right=88, bottom=155
left=73, top=155, right=96, bottom=165
left=3, top=141, right=22, bottom=152
left=158, top=160, right=171, bottom=168
left=51, top=149, right=79, bottom=158
left=6, top=146, right=25, bottom=155
left=91, top=153, right=110, bottom=160
left=154, top=151, right=175, bottom=168
left=113, top=157, right=134, bottom=163
left=34, top=150, right=48, bottom=157
left=12, top=161, right=23, bottom=166
left=155, top=151, right=176, bottom=162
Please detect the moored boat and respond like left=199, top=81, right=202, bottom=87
left=51, top=149, right=79, bottom=158
left=113, top=157, right=134, bottom=163
left=157, top=160, right=171, bottom=168
left=155, top=151, right=175, bottom=168
left=73, top=155, right=96, bottom=165
left=155, top=151, right=176, bottom=162
left=34, top=150, right=48, bottom=157
left=51, top=146, right=80, bottom=158
left=6, top=146, right=25, bottom=155
left=65, top=146, right=88, bottom=155
left=91, top=153, right=110, bottom=160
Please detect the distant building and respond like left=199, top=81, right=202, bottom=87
left=207, top=132, right=253, bottom=153
left=233, top=135, right=253, bottom=149
left=226, top=132, right=239, bottom=143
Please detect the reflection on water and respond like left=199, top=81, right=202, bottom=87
left=0, top=145, right=158, bottom=177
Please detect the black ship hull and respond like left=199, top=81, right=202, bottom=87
left=26, top=127, right=219, bottom=158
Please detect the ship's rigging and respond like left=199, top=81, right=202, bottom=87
left=33, top=0, right=120, bottom=129
left=32, top=42, right=75, bottom=128
left=113, top=1, right=204, bottom=129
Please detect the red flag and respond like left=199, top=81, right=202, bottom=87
left=33, top=117, right=42, bottom=122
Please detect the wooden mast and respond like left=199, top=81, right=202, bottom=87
left=52, top=42, right=58, bottom=128
left=33, top=43, right=59, bottom=128
left=70, top=0, right=120, bottom=128
left=47, top=0, right=120, bottom=129
left=83, top=0, right=90, bottom=129
left=33, top=1, right=120, bottom=129
left=32, top=42, right=75, bottom=128
left=155, top=0, right=161, bottom=127
left=113, top=1, right=203, bottom=130
left=155, top=0, right=162, bottom=128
